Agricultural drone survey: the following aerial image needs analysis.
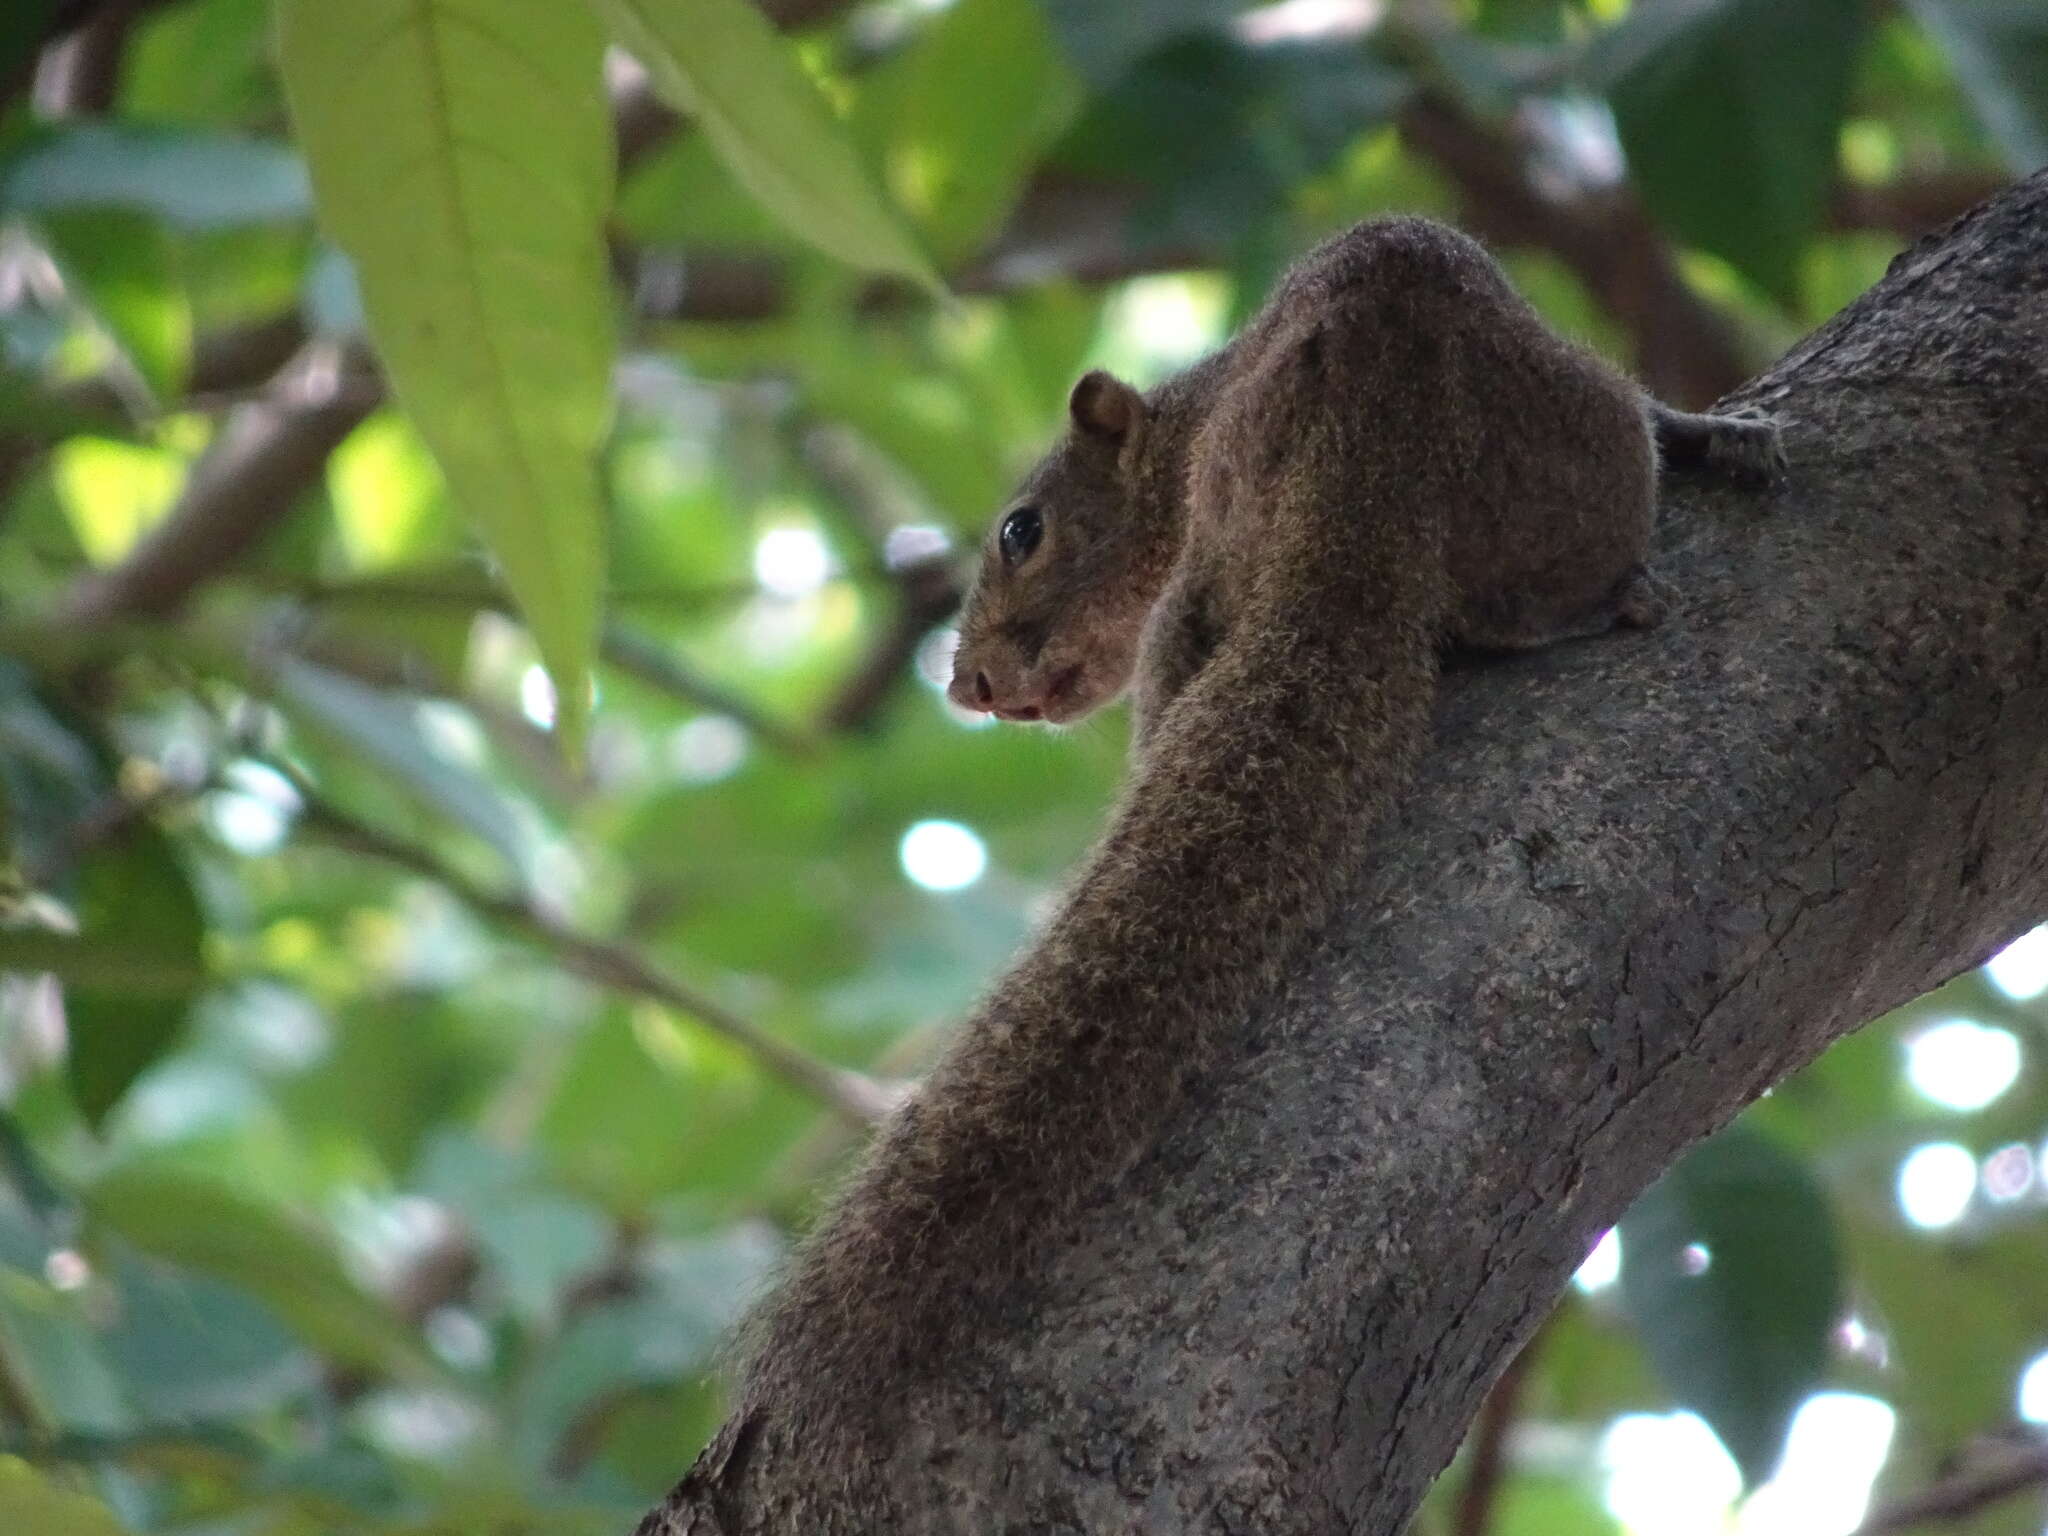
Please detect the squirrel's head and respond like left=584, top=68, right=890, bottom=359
left=948, top=370, right=1162, bottom=724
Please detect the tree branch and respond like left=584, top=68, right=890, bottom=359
left=641, top=172, right=2048, bottom=1535
left=55, top=342, right=379, bottom=624
left=1452, top=1322, right=1547, bottom=1536
left=288, top=787, right=892, bottom=1128
left=601, top=624, right=818, bottom=756
left=1854, top=1439, right=2048, bottom=1535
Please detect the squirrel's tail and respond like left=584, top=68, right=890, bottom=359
left=1649, top=401, right=1786, bottom=484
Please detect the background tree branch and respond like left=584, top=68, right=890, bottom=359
left=642, top=170, right=2048, bottom=1536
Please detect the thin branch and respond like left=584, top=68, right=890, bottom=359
left=1452, top=1320, right=1548, bottom=1536
left=602, top=623, right=817, bottom=755
left=2, top=0, right=177, bottom=120
left=816, top=553, right=961, bottom=735
left=1853, top=1440, right=2048, bottom=1536
left=31, top=0, right=141, bottom=118
left=20, top=762, right=205, bottom=889
left=288, top=787, right=891, bottom=1127
left=796, top=426, right=966, bottom=734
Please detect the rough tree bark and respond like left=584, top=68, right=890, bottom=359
left=642, top=170, right=2048, bottom=1534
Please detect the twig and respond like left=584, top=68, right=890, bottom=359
left=1451, top=1319, right=1547, bottom=1536
left=288, top=788, right=890, bottom=1127
left=816, top=554, right=961, bottom=734
left=602, top=624, right=816, bottom=755
left=796, top=426, right=966, bottom=734
left=1852, top=1440, right=2048, bottom=1536
left=20, top=763, right=206, bottom=889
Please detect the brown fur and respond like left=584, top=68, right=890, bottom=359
left=653, top=217, right=1781, bottom=1511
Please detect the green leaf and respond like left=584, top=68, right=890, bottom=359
left=1619, top=1124, right=1842, bottom=1484
left=1038, top=0, right=1239, bottom=85
left=85, top=1165, right=431, bottom=1380
left=0, top=1269, right=134, bottom=1437
left=0, top=124, right=309, bottom=229
left=511, top=1223, right=774, bottom=1468
left=100, top=1254, right=313, bottom=1424
left=1906, top=0, right=2048, bottom=173
left=268, top=656, right=532, bottom=877
left=29, top=822, right=208, bottom=1128
left=594, top=0, right=942, bottom=293
left=1594, top=0, right=1867, bottom=304
left=276, top=0, right=615, bottom=752
left=0, top=1457, right=132, bottom=1536
left=37, top=209, right=193, bottom=404
left=0, top=662, right=108, bottom=875
left=1055, top=36, right=1408, bottom=248
left=850, top=0, right=1083, bottom=265
left=120, top=0, right=274, bottom=127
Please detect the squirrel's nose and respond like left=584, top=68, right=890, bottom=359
left=949, top=665, right=996, bottom=713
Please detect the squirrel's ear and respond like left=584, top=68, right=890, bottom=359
left=1069, top=370, right=1144, bottom=445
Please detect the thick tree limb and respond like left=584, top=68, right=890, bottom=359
left=642, top=172, right=2048, bottom=1533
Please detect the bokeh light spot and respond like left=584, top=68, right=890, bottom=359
left=1897, top=1142, right=1975, bottom=1229
left=2018, top=1351, right=2048, bottom=1424
left=1986, top=924, right=2048, bottom=1000
left=1600, top=1411, right=1740, bottom=1536
left=754, top=526, right=831, bottom=598
left=1573, top=1227, right=1621, bottom=1292
left=900, top=820, right=987, bottom=892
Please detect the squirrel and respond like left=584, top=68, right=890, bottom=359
left=946, top=244, right=1778, bottom=738
left=654, top=216, right=1781, bottom=1514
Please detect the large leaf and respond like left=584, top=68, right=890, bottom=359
left=0, top=1458, right=132, bottom=1536
left=1038, top=0, right=1240, bottom=85
left=37, top=209, right=193, bottom=404
left=0, top=123, right=309, bottom=229
left=851, top=0, right=1083, bottom=265
left=594, top=0, right=941, bottom=293
left=1593, top=0, right=1867, bottom=305
left=268, top=656, right=531, bottom=876
left=85, top=1165, right=431, bottom=1380
left=0, top=822, right=210, bottom=1128
left=1055, top=35, right=1408, bottom=248
left=0, top=661, right=107, bottom=875
left=276, top=0, right=615, bottom=751
left=1906, top=0, right=2048, bottom=174
left=1619, top=1124, right=1842, bottom=1484
left=100, top=1254, right=314, bottom=1424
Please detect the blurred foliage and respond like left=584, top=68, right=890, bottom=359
left=0, top=0, right=2041, bottom=1532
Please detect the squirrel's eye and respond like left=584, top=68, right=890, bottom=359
left=999, top=506, right=1043, bottom=566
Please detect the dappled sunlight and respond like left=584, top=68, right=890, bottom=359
left=0, top=0, right=2040, bottom=1528
left=668, top=715, right=750, bottom=783
left=2020, top=1351, right=2048, bottom=1424
left=1897, top=1142, right=1977, bottom=1230
left=900, top=819, right=988, bottom=892
left=1987, top=924, right=2048, bottom=1000
left=1574, top=1227, right=1622, bottom=1293
left=1905, top=1018, right=2022, bottom=1111
left=753, top=524, right=833, bottom=600
left=1600, top=1395, right=1894, bottom=1536
left=1600, top=1411, right=1741, bottom=1536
